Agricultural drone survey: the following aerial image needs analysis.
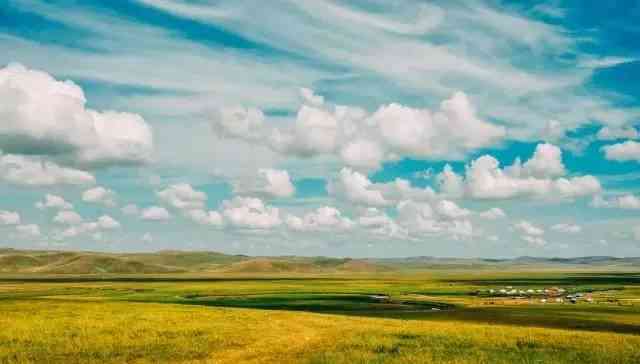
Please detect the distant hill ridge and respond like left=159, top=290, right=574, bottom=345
left=0, top=248, right=638, bottom=274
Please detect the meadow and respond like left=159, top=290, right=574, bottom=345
left=1, top=268, right=640, bottom=363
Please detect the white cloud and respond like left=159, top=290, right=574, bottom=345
left=602, top=141, right=640, bottom=162
left=36, top=194, right=73, bottom=210
left=82, top=186, right=117, bottom=207
left=0, top=154, right=95, bottom=186
left=633, top=226, right=640, bottom=241
left=591, top=194, right=640, bottom=210
left=551, top=223, right=582, bottom=234
left=514, top=220, right=544, bottom=236
left=53, top=210, right=83, bottom=225
left=55, top=215, right=119, bottom=239
left=435, top=200, right=470, bottom=220
left=596, top=126, right=638, bottom=141
left=0, top=63, right=153, bottom=166
left=340, top=139, right=385, bottom=170
left=285, top=206, right=354, bottom=232
left=329, top=168, right=388, bottom=206
left=259, top=169, right=295, bottom=198
left=187, top=209, right=224, bottom=226
left=519, top=143, right=565, bottom=178
left=531, top=3, right=566, bottom=19
left=7, top=0, right=639, bottom=164
left=210, top=106, right=265, bottom=140
left=330, top=168, right=438, bottom=207
left=540, top=120, right=565, bottom=142
left=357, top=208, right=407, bottom=238
left=300, top=87, right=324, bottom=106
left=16, top=224, right=40, bottom=237
left=396, top=200, right=474, bottom=239
left=0, top=210, right=21, bottom=225
left=157, top=183, right=207, bottom=210
left=221, top=197, right=281, bottom=229
left=141, top=206, right=172, bottom=221
left=212, top=91, right=504, bottom=170
left=440, top=144, right=601, bottom=200
left=616, top=195, right=640, bottom=209
left=121, top=204, right=140, bottom=215
left=479, top=207, right=506, bottom=220
left=97, top=215, right=120, bottom=229
left=142, top=232, right=153, bottom=243
left=578, top=56, right=637, bottom=69
left=436, top=164, right=464, bottom=198
left=234, top=169, right=295, bottom=198
left=373, top=92, right=505, bottom=159
left=522, top=235, right=547, bottom=247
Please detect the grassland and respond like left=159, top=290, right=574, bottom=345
left=1, top=249, right=639, bottom=363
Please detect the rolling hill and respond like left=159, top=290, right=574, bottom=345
left=0, top=248, right=638, bottom=274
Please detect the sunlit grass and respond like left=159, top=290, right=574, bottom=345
left=1, top=299, right=639, bottom=364
left=1, top=271, right=639, bottom=363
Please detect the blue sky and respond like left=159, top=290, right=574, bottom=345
left=0, top=0, right=639, bottom=257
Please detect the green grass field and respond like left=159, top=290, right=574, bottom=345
left=1, top=269, right=640, bottom=363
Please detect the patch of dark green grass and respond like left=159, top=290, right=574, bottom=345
left=177, top=293, right=453, bottom=313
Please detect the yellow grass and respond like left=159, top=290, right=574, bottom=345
left=2, top=299, right=639, bottom=364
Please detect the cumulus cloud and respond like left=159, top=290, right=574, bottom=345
left=374, top=178, right=437, bottom=203
left=53, top=210, right=83, bottom=225
left=602, top=140, right=640, bottom=162
left=513, top=220, right=544, bottom=236
left=373, top=92, right=505, bottom=159
left=0, top=153, right=95, bottom=186
left=300, top=87, right=324, bottom=106
left=591, top=194, right=640, bottom=210
left=16, top=224, right=40, bottom=237
left=121, top=204, right=140, bottom=215
left=329, top=168, right=388, bottom=206
left=339, top=138, right=385, bottom=170
left=357, top=208, right=407, bottom=238
left=436, top=144, right=601, bottom=200
left=157, top=183, right=207, bottom=210
left=36, top=194, right=73, bottom=210
left=518, top=143, right=565, bottom=178
left=212, top=90, right=504, bottom=170
left=551, top=223, right=582, bottom=233
left=435, top=200, right=470, bottom=220
left=436, top=164, right=465, bottom=197
left=56, top=215, right=120, bottom=239
left=329, top=168, right=437, bottom=207
left=210, top=106, right=265, bottom=140
left=522, top=235, right=547, bottom=247
left=234, top=169, right=295, bottom=198
left=0, top=210, right=20, bottom=225
left=141, top=206, right=172, bottom=221
left=187, top=209, right=224, bottom=226
left=479, top=207, right=506, bottom=220
left=0, top=63, right=153, bottom=167
left=221, top=197, right=281, bottom=229
left=82, top=186, right=117, bottom=207
left=97, top=215, right=120, bottom=229
left=597, top=126, right=638, bottom=141
left=396, top=200, right=473, bottom=239
left=285, top=206, right=354, bottom=232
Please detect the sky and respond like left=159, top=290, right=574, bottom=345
left=0, top=0, right=639, bottom=258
